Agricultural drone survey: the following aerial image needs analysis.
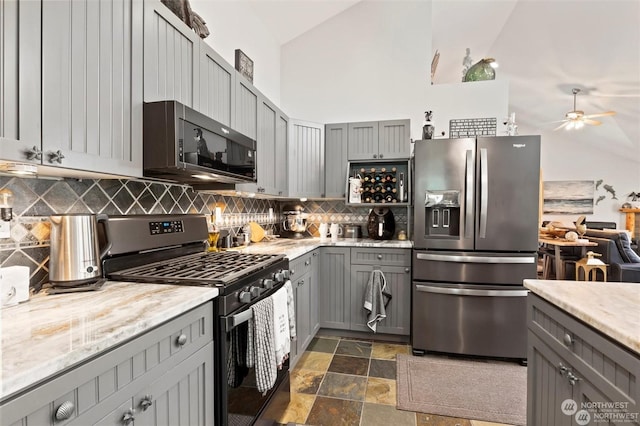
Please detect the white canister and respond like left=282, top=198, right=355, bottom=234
left=318, top=223, right=329, bottom=240
left=348, top=176, right=362, bottom=203
left=330, top=223, right=343, bottom=242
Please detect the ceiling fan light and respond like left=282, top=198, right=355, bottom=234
left=575, top=120, right=585, bottom=129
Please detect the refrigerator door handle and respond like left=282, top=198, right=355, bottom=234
left=416, top=252, right=536, bottom=264
left=465, top=149, right=474, bottom=239
left=479, top=147, right=489, bottom=238
left=415, top=284, right=529, bottom=297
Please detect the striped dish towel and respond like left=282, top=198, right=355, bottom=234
left=251, top=296, right=277, bottom=394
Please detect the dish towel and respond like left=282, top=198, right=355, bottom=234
left=272, top=286, right=290, bottom=368
left=363, top=269, right=392, bottom=332
left=226, top=321, right=249, bottom=388
left=284, top=280, right=297, bottom=342
left=251, top=296, right=277, bottom=395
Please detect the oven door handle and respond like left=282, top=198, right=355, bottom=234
left=224, top=309, right=253, bottom=332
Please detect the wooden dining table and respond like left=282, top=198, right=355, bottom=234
left=539, top=236, right=598, bottom=280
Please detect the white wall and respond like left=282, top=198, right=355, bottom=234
left=190, top=0, right=282, bottom=104
left=281, top=1, right=432, bottom=141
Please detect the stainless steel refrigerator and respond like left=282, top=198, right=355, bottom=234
left=412, top=135, right=540, bottom=361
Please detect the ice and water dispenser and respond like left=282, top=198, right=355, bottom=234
left=424, top=190, right=461, bottom=238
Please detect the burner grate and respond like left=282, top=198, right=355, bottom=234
left=109, top=251, right=285, bottom=286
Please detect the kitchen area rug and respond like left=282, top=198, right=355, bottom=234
left=396, top=354, right=526, bottom=425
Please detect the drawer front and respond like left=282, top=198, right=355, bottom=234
left=1, top=302, right=213, bottom=426
left=528, top=295, right=639, bottom=410
left=351, top=248, right=410, bottom=266
left=289, top=252, right=314, bottom=279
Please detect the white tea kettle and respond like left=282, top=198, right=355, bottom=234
left=49, top=214, right=111, bottom=286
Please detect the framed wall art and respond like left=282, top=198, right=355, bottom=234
left=235, top=49, right=254, bottom=83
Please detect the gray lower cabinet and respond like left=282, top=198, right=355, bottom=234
left=324, top=123, right=348, bottom=198
left=0, top=0, right=42, bottom=162
left=288, top=120, right=325, bottom=198
left=527, top=294, right=639, bottom=426
left=347, top=120, right=410, bottom=161
left=318, top=247, right=351, bottom=330
left=40, top=0, right=143, bottom=177
left=289, top=249, right=319, bottom=368
left=0, top=302, right=214, bottom=426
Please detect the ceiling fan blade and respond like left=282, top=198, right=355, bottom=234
left=583, top=111, right=616, bottom=119
left=583, top=118, right=602, bottom=126
left=553, top=121, right=570, bottom=131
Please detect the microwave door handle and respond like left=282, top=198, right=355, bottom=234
left=479, top=147, right=488, bottom=239
left=464, top=149, right=474, bottom=239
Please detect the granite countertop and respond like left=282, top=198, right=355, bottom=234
left=524, top=279, right=640, bottom=354
left=0, top=282, right=219, bottom=401
left=230, top=237, right=413, bottom=259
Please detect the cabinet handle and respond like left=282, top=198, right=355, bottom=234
left=377, top=254, right=383, bottom=260
left=290, top=269, right=295, bottom=276
left=176, top=334, right=187, bottom=346
left=373, top=154, right=378, bottom=159
left=379, top=154, right=384, bottom=159
left=567, top=371, right=581, bottom=386
left=304, top=260, right=310, bottom=266
left=404, top=267, right=410, bottom=273
left=122, top=409, right=135, bottom=425
left=563, top=333, right=573, bottom=347
left=55, top=400, right=75, bottom=421
left=139, top=395, right=153, bottom=411
left=25, top=145, right=42, bottom=161
left=48, top=150, right=65, bottom=164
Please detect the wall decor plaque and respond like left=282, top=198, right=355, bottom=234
left=235, top=49, right=254, bottom=83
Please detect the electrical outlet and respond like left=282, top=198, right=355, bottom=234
left=0, top=221, right=10, bottom=239
left=215, top=207, right=222, bottom=225
left=268, top=208, right=274, bottom=221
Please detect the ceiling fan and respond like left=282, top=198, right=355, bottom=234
left=554, top=88, right=616, bottom=130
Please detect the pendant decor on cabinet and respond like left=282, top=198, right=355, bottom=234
left=161, top=0, right=210, bottom=38
left=235, top=49, right=254, bottom=83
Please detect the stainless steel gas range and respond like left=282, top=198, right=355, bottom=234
left=100, top=214, right=290, bottom=426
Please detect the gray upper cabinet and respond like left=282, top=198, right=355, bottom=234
left=41, top=0, right=143, bottom=176
left=144, top=0, right=199, bottom=110
left=347, top=119, right=410, bottom=160
left=199, top=42, right=235, bottom=127
left=275, top=112, right=289, bottom=195
left=235, top=79, right=258, bottom=140
left=324, top=123, right=348, bottom=198
left=0, top=0, right=41, bottom=163
left=289, top=119, right=325, bottom=198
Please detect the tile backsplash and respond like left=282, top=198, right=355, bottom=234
left=0, top=176, right=278, bottom=291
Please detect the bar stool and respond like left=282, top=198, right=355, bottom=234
left=575, top=251, right=607, bottom=281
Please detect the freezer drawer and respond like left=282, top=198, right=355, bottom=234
left=412, top=250, right=537, bottom=285
left=412, top=282, right=528, bottom=359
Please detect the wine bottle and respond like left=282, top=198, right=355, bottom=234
left=392, top=167, right=397, bottom=172
left=381, top=167, right=386, bottom=173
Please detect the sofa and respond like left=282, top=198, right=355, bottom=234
left=583, top=229, right=640, bottom=282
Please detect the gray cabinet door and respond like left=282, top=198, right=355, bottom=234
left=294, top=271, right=312, bottom=356
left=0, top=0, right=41, bottom=163
left=275, top=111, right=289, bottom=196
left=324, top=123, right=348, bottom=198
left=347, top=121, right=378, bottom=160
left=199, top=42, right=235, bottom=127
left=378, top=119, right=410, bottom=159
left=289, top=119, right=324, bottom=198
left=318, top=247, right=351, bottom=330
left=309, top=250, right=320, bottom=337
left=144, top=0, right=199, bottom=109
left=350, top=264, right=411, bottom=335
left=235, top=80, right=258, bottom=140
left=41, top=0, right=143, bottom=176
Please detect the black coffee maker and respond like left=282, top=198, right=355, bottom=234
left=367, top=208, right=395, bottom=240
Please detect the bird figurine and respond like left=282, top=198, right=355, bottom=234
left=575, top=215, right=587, bottom=239
left=161, top=0, right=210, bottom=38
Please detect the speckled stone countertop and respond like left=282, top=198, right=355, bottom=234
left=230, top=237, right=413, bottom=260
left=524, top=279, right=640, bottom=354
left=0, top=282, right=218, bottom=401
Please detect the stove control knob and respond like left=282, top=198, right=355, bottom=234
left=250, top=286, right=261, bottom=297
left=274, top=271, right=285, bottom=282
left=281, top=270, right=290, bottom=279
left=238, top=290, right=251, bottom=303
left=262, top=279, right=274, bottom=289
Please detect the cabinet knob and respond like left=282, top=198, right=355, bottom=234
left=304, top=260, right=310, bottom=266
left=312, top=252, right=317, bottom=256
left=55, top=401, right=75, bottom=421
left=373, top=154, right=378, bottom=159
left=176, top=334, right=187, bottom=346
left=405, top=267, right=410, bottom=273
left=122, top=409, right=135, bottom=425
left=567, top=371, right=581, bottom=386
left=563, top=333, right=573, bottom=347
left=290, top=269, right=295, bottom=276
left=379, top=154, right=384, bottom=158
left=139, top=395, right=153, bottom=411
left=48, top=150, right=65, bottom=164
left=558, top=363, right=568, bottom=377
left=377, top=254, right=383, bottom=260
left=25, top=145, right=42, bottom=161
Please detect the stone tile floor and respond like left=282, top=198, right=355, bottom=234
left=262, top=336, right=515, bottom=426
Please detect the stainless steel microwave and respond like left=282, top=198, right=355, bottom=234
left=143, top=101, right=256, bottom=185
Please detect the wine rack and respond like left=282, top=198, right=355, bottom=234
left=346, top=160, right=411, bottom=206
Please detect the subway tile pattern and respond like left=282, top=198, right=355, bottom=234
left=0, top=176, right=279, bottom=291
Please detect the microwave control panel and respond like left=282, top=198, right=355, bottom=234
left=149, top=220, right=184, bottom=235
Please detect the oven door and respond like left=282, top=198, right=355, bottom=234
left=217, top=303, right=290, bottom=426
